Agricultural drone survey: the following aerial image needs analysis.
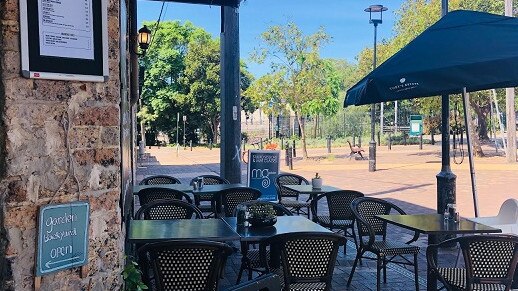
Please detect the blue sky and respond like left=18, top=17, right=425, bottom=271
left=137, top=0, right=405, bottom=77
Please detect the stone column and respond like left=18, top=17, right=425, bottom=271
left=0, top=0, right=124, bottom=289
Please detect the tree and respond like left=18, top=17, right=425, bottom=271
left=139, top=21, right=254, bottom=144
left=251, top=22, right=335, bottom=158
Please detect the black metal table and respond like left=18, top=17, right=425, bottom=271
left=132, top=183, right=193, bottom=195
left=128, top=218, right=240, bottom=243
left=376, top=214, right=501, bottom=291
left=222, top=216, right=332, bottom=242
left=283, top=185, right=341, bottom=199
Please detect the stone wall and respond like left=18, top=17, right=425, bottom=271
left=0, top=0, right=125, bottom=289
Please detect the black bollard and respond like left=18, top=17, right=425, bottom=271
left=388, top=133, right=392, bottom=150
left=292, top=140, right=296, bottom=158
left=190, top=140, right=193, bottom=151
left=281, top=136, right=284, bottom=150
left=260, top=138, right=264, bottom=150
left=285, top=143, right=290, bottom=166
left=403, top=134, right=407, bottom=146
left=327, top=136, right=332, bottom=153
left=419, top=134, right=423, bottom=150
left=288, top=146, right=294, bottom=170
left=209, top=139, right=213, bottom=150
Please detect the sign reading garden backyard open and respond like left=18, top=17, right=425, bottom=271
left=247, top=150, right=280, bottom=201
left=36, top=202, right=89, bottom=276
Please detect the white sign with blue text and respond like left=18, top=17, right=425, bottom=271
left=247, top=150, right=280, bottom=201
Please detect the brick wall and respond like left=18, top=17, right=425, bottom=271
left=0, top=0, right=124, bottom=289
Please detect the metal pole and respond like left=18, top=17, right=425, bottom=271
left=394, top=101, right=398, bottom=132
left=380, top=102, right=384, bottom=135
left=183, top=116, right=186, bottom=149
left=492, top=89, right=507, bottom=153
left=505, top=0, right=517, bottom=163
left=461, top=88, right=479, bottom=217
left=176, top=112, right=180, bottom=156
left=369, top=23, right=378, bottom=172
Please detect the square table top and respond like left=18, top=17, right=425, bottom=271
left=133, top=183, right=244, bottom=195
left=376, top=214, right=502, bottom=235
left=222, top=216, right=332, bottom=242
left=283, top=185, right=341, bottom=194
left=128, top=218, right=240, bottom=243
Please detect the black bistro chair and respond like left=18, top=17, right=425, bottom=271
left=226, top=273, right=281, bottom=291
left=259, top=232, right=346, bottom=291
left=216, top=187, right=261, bottom=218
left=275, top=174, right=311, bottom=217
left=235, top=201, right=293, bottom=283
left=190, top=175, right=230, bottom=217
left=138, top=240, right=233, bottom=291
left=137, top=187, right=192, bottom=206
left=311, top=190, right=364, bottom=254
left=347, top=197, right=420, bottom=291
left=139, top=175, right=181, bottom=185
left=427, top=234, right=518, bottom=291
left=135, top=199, right=203, bottom=220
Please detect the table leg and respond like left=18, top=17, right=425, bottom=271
left=427, top=234, right=438, bottom=291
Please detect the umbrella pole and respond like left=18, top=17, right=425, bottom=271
left=461, top=87, right=479, bottom=217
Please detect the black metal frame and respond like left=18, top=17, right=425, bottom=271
left=135, top=198, right=203, bottom=220
left=347, top=197, right=420, bottom=291
left=138, top=240, right=233, bottom=291
left=275, top=173, right=311, bottom=217
left=225, top=273, right=282, bottom=291
left=259, top=232, right=346, bottom=291
left=139, top=175, right=181, bottom=185
left=311, top=190, right=364, bottom=255
left=427, top=234, right=518, bottom=291
left=137, top=187, right=193, bottom=206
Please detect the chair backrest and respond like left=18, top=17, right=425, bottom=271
left=461, top=235, right=518, bottom=289
left=262, top=232, right=345, bottom=289
left=275, top=173, right=309, bottom=200
left=139, top=175, right=181, bottom=185
left=190, top=175, right=230, bottom=186
left=351, top=197, right=406, bottom=247
left=225, top=274, right=281, bottom=291
left=326, top=190, right=364, bottom=220
left=236, top=201, right=293, bottom=217
left=138, top=240, right=233, bottom=291
left=496, top=198, right=518, bottom=224
left=219, top=187, right=261, bottom=217
left=137, top=187, right=192, bottom=206
left=135, top=199, right=203, bottom=220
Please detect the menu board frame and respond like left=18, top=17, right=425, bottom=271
left=20, top=0, right=108, bottom=82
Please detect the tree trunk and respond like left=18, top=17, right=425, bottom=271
left=296, top=113, right=308, bottom=159
left=470, top=101, right=489, bottom=140
left=466, top=101, right=485, bottom=157
left=313, top=115, right=318, bottom=139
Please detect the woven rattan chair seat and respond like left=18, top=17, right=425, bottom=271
left=437, top=268, right=507, bottom=291
left=371, top=240, right=420, bottom=256
left=280, top=200, right=311, bottom=208
left=317, top=216, right=354, bottom=228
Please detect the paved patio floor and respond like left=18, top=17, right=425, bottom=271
left=135, top=144, right=517, bottom=290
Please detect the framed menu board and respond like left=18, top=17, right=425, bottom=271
left=19, top=0, right=108, bottom=82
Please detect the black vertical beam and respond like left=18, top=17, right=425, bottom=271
left=220, top=4, right=241, bottom=183
left=436, top=0, right=456, bottom=216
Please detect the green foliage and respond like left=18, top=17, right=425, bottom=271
left=122, top=258, right=148, bottom=291
left=139, top=21, right=254, bottom=144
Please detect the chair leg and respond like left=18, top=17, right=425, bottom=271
left=414, top=253, right=419, bottom=291
left=376, top=256, right=382, bottom=291
left=236, top=264, right=244, bottom=284
left=383, top=256, right=387, bottom=283
left=347, top=249, right=362, bottom=287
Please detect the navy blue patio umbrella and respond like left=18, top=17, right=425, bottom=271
left=345, top=10, right=518, bottom=216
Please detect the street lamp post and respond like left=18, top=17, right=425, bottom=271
left=183, top=115, right=187, bottom=149
left=365, top=4, right=388, bottom=172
